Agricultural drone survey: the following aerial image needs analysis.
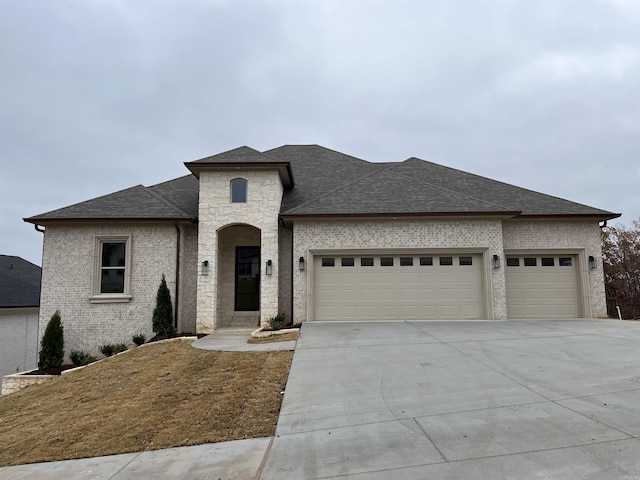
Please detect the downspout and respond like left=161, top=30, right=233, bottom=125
left=174, top=223, right=182, bottom=332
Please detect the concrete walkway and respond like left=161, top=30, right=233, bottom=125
left=2, top=320, right=639, bottom=479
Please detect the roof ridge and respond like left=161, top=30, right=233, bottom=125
left=402, top=157, right=613, bottom=213
left=388, top=160, right=511, bottom=211
left=282, top=163, right=397, bottom=214
left=142, top=184, right=191, bottom=217
left=265, top=144, right=371, bottom=164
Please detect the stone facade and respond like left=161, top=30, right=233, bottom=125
left=0, top=307, right=39, bottom=377
left=196, top=170, right=283, bottom=332
left=38, top=222, right=192, bottom=359
left=292, top=218, right=507, bottom=321
left=502, top=219, right=607, bottom=317
left=2, top=371, right=53, bottom=396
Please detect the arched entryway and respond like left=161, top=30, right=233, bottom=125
left=216, top=224, right=261, bottom=328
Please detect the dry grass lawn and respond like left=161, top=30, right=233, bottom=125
left=0, top=340, right=293, bottom=467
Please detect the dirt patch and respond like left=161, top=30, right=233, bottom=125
left=247, top=332, right=300, bottom=344
left=0, top=340, right=293, bottom=466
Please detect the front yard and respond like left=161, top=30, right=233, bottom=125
left=0, top=340, right=293, bottom=466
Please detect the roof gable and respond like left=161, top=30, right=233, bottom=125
left=185, top=146, right=294, bottom=187
left=0, top=255, right=41, bottom=308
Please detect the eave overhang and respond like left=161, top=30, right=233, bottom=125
left=184, top=161, right=294, bottom=188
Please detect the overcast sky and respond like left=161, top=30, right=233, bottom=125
left=1, top=0, right=639, bottom=266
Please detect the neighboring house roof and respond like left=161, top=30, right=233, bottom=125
left=0, top=255, right=41, bottom=308
left=23, top=145, right=620, bottom=224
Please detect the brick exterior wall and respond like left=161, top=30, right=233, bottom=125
left=196, top=170, right=283, bottom=332
left=292, top=218, right=507, bottom=321
left=0, top=307, right=39, bottom=377
left=38, top=223, right=181, bottom=359
left=502, top=219, right=607, bottom=317
left=177, top=223, right=198, bottom=333
left=278, top=225, right=293, bottom=322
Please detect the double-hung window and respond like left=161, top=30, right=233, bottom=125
left=92, top=236, right=132, bottom=302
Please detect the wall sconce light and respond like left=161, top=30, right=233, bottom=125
left=201, top=260, right=209, bottom=276
left=492, top=254, right=501, bottom=269
left=299, top=256, right=305, bottom=271
left=588, top=255, right=596, bottom=270
left=265, top=259, right=273, bottom=276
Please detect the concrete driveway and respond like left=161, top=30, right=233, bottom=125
left=261, top=319, right=640, bottom=479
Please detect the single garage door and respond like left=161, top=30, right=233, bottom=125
left=505, top=255, right=580, bottom=318
left=314, top=253, right=484, bottom=321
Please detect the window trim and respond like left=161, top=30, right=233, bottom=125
left=90, top=235, right=132, bottom=303
left=230, top=178, right=248, bottom=203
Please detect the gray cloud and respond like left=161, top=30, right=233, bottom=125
left=2, top=0, right=639, bottom=265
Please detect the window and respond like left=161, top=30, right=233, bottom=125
left=322, top=258, right=335, bottom=267
left=235, top=247, right=260, bottom=311
left=559, top=257, right=573, bottom=266
left=439, top=256, right=453, bottom=266
left=541, top=258, right=555, bottom=266
left=230, top=178, right=247, bottom=203
left=381, top=257, right=394, bottom=266
left=459, top=256, right=473, bottom=266
left=419, top=256, right=433, bottom=266
left=506, top=258, right=520, bottom=267
left=341, top=258, right=355, bottom=267
left=524, top=258, right=537, bottom=267
left=361, top=257, right=374, bottom=266
left=92, top=236, right=131, bottom=302
left=400, top=257, right=413, bottom=266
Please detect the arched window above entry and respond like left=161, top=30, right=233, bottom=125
left=230, top=178, right=247, bottom=203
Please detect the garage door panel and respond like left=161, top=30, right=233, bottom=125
left=506, top=255, right=579, bottom=319
left=314, top=254, right=484, bottom=321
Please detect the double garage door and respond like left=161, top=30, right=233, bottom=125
left=314, top=253, right=484, bottom=321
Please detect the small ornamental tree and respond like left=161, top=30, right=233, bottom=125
left=38, top=310, right=65, bottom=373
left=152, top=274, right=175, bottom=337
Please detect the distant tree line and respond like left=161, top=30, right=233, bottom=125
left=601, top=218, right=640, bottom=319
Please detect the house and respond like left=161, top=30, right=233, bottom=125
left=0, top=255, right=41, bottom=377
left=24, top=145, right=619, bottom=356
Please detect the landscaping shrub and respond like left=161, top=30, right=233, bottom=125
left=100, top=343, right=127, bottom=357
left=38, top=310, right=64, bottom=373
left=269, top=313, right=287, bottom=330
left=132, top=333, right=146, bottom=346
left=152, top=274, right=175, bottom=337
left=70, top=350, right=98, bottom=366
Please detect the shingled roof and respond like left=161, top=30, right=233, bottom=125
left=269, top=145, right=618, bottom=219
left=24, top=145, right=620, bottom=223
left=25, top=175, right=198, bottom=223
left=0, top=255, right=41, bottom=308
